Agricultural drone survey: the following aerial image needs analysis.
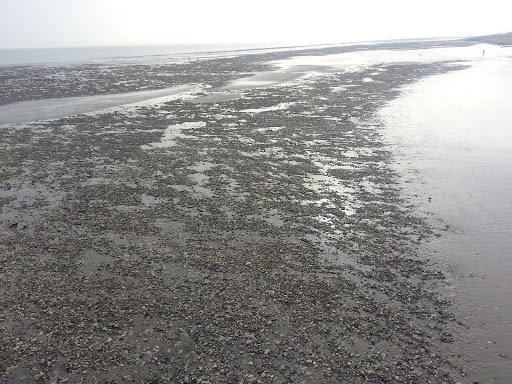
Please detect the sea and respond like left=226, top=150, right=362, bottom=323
left=0, top=43, right=291, bottom=66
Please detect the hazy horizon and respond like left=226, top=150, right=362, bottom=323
left=0, top=37, right=462, bottom=52
left=1, top=0, right=510, bottom=50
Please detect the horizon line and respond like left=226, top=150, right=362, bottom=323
left=0, top=34, right=474, bottom=52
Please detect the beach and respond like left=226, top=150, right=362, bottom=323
left=0, top=40, right=509, bottom=383
left=380, top=46, right=512, bottom=383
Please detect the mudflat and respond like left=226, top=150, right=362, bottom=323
left=1, top=42, right=471, bottom=383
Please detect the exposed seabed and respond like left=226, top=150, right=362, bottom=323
left=1, top=40, right=510, bottom=383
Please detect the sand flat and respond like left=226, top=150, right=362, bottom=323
left=1, top=39, right=508, bottom=383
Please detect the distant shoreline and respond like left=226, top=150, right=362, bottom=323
left=0, top=34, right=493, bottom=66
left=465, top=31, right=512, bottom=46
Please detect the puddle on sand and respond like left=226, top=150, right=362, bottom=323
left=241, top=102, right=295, bottom=114
left=222, top=70, right=308, bottom=90
left=380, top=49, right=512, bottom=383
left=272, top=43, right=500, bottom=72
left=190, top=91, right=242, bottom=104
left=303, top=173, right=359, bottom=216
left=0, top=85, right=195, bottom=124
left=141, top=121, right=207, bottom=149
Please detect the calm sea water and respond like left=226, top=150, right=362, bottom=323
left=0, top=43, right=284, bottom=66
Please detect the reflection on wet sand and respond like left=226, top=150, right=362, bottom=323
left=380, top=47, right=512, bottom=383
left=0, top=85, right=196, bottom=124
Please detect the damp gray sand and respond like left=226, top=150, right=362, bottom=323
left=380, top=51, right=512, bottom=383
left=0, top=40, right=485, bottom=383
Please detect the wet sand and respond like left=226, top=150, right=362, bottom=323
left=380, top=49, right=512, bottom=383
left=0, top=40, right=489, bottom=383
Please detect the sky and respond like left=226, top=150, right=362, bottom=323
left=0, top=0, right=510, bottom=49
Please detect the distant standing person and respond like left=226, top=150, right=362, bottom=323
left=483, top=49, right=485, bottom=57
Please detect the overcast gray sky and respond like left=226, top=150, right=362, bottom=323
left=0, top=0, right=510, bottom=49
